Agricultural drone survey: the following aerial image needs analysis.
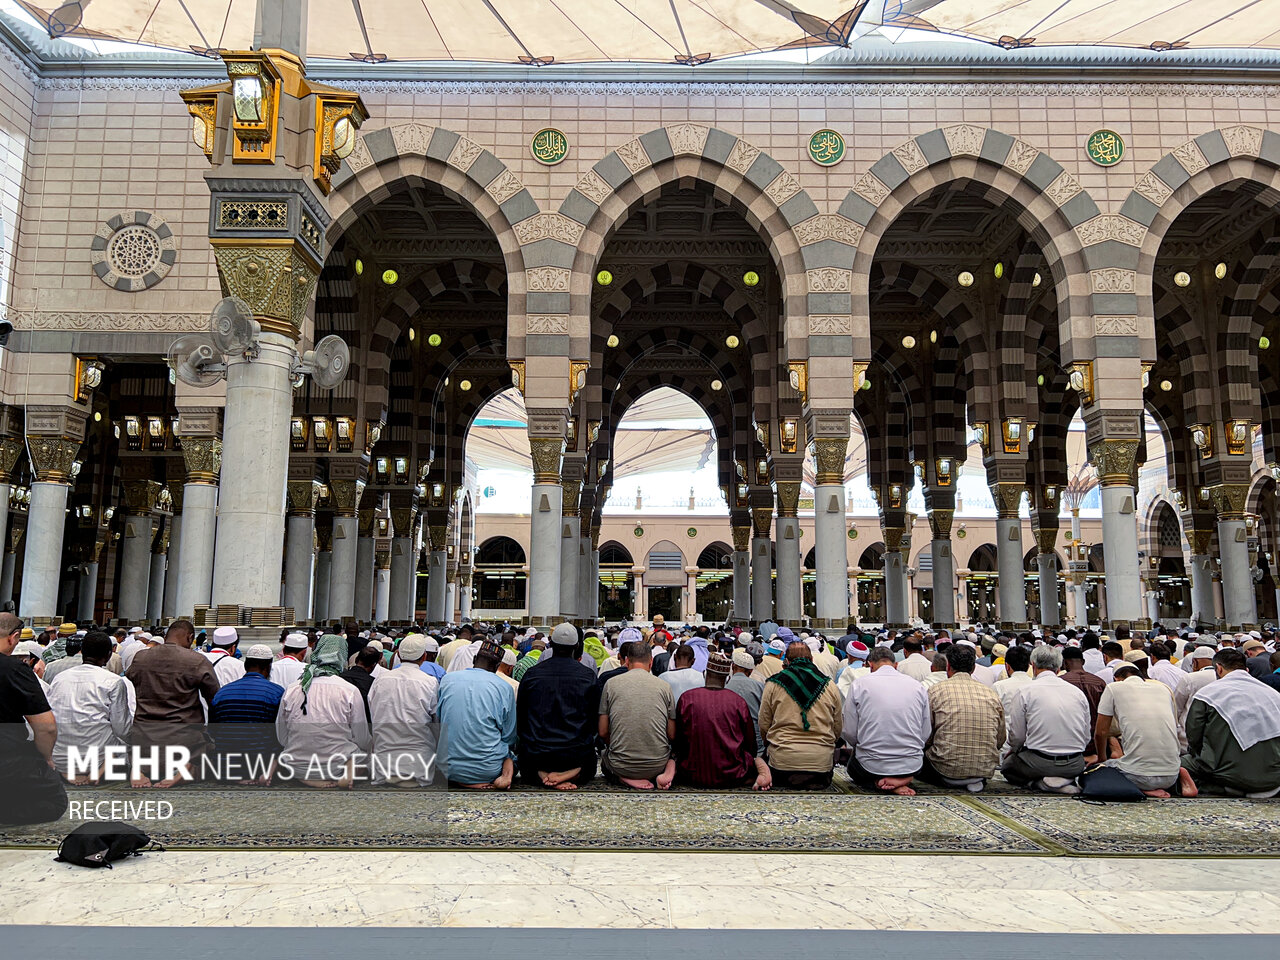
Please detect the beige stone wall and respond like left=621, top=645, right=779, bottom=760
left=0, top=46, right=36, bottom=327
left=5, top=73, right=1280, bottom=334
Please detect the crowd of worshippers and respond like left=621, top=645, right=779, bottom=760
left=3, top=609, right=1280, bottom=824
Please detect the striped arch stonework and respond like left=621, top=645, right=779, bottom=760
left=846, top=125, right=1108, bottom=370
left=545, top=124, right=852, bottom=404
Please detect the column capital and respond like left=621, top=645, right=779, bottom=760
left=122, top=479, right=165, bottom=515
left=375, top=549, right=391, bottom=571
left=328, top=478, right=366, bottom=518
left=357, top=507, right=376, bottom=537
left=775, top=481, right=801, bottom=518
left=529, top=437, right=565, bottom=485
left=1208, top=483, right=1250, bottom=520
left=1187, top=527, right=1214, bottom=556
left=989, top=482, right=1026, bottom=519
left=811, top=437, right=848, bottom=486
left=428, top=524, right=448, bottom=551
left=27, top=436, right=81, bottom=484
left=751, top=506, right=773, bottom=538
left=0, top=437, right=24, bottom=484
left=1035, top=527, right=1059, bottom=555
left=883, top=525, right=906, bottom=553
left=315, top=519, right=334, bottom=553
left=927, top=509, right=954, bottom=539
left=166, top=481, right=185, bottom=515
left=562, top=479, right=582, bottom=514
left=1088, top=438, right=1140, bottom=487
left=390, top=504, right=418, bottom=538
left=286, top=478, right=321, bottom=517
left=210, top=239, right=320, bottom=341
left=590, top=525, right=601, bottom=551
left=182, top=437, right=223, bottom=484
left=731, top=525, right=751, bottom=553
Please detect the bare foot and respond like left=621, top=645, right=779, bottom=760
left=130, top=775, right=151, bottom=789
left=492, top=773, right=513, bottom=790
left=541, top=768, right=581, bottom=787
left=466, top=781, right=494, bottom=790
left=302, top=779, right=338, bottom=789
left=132, top=776, right=181, bottom=789
left=877, top=776, right=915, bottom=796
left=620, top=776, right=655, bottom=790
left=655, top=760, right=676, bottom=790
left=552, top=780, right=578, bottom=790
left=1142, top=789, right=1171, bottom=798
left=66, top=775, right=95, bottom=786
left=1177, top=767, right=1199, bottom=798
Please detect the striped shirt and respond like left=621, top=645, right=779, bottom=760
left=209, top=672, right=284, bottom=766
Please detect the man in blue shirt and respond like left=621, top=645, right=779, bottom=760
left=414, top=635, right=446, bottom=681
left=437, top=640, right=516, bottom=788
left=209, top=643, right=284, bottom=785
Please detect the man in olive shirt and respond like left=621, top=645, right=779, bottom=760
left=598, top=643, right=676, bottom=789
left=1180, top=648, right=1280, bottom=798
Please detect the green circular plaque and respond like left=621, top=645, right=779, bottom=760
left=530, top=128, right=568, bottom=165
left=808, top=128, right=845, bottom=167
left=633, top=525, right=644, bottom=538
left=686, top=527, right=697, bottom=538
left=1086, top=129, right=1124, bottom=167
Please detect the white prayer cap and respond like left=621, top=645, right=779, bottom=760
left=211, top=626, right=238, bottom=646
left=502, top=649, right=517, bottom=667
left=12, top=640, right=42, bottom=657
left=145, top=634, right=163, bottom=645
left=732, top=649, right=756, bottom=670
left=1192, top=646, right=1218, bottom=660
left=804, top=637, right=821, bottom=654
left=422, top=636, right=439, bottom=653
left=245, top=644, right=274, bottom=660
left=128, top=626, right=145, bottom=635
left=1250, top=630, right=1262, bottom=639
left=955, top=639, right=977, bottom=649
left=398, top=634, right=428, bottom=661
left=282, top=632, right=309, bottom=649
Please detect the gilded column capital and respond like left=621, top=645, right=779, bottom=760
left=286, top=479, right=320, bottom=517
left=751, top=506, right=773, bottom=538
left=167, top=482, right=185, bottom=515
left=1208, top=483, right=1250, bottom=520
left=989, top=482, right=1025, bottom=519
left=328, top=478, right=365, bottom=518
left=122, top=479, right=164, bottom=515
left=375, top=549, right=391, bottom=570
left=210, top=238, right=320, bottom=340
left=181, top=437, right=222, bottom=485
left=357, top=507, right=376, bottom=537
left=812, top=437, right=848, bottom=486
left=529, top=437, right=565, bottom=485
left=1035, top=528, right=1059, bottom=555
left=428, top=524, right=448, bottom=551
left=315, top=522, right=334, bottom=553
left=26, top=436, right=80, bottom=484
left=390, top=506, right=418, bottom=538
left=1089, top=438, right=1140, bottom=487
left=927, top=509, right=954, bottom=540
left=590, top=525, right=601, bottom=551
left=1188, top=528, right=1213, bottom=556
left=0, top=437, right=24, bottom=484
left=8, top=521, right=26, bottom=554
left=731, top=525, right=752, bottom=553
left=883, top=525, right=906, bottom=553
left=562, top=480, right=582, bottom=515
left=775, top=481, right=801, bottom=518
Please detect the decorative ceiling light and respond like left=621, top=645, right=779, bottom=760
left=957, top=271, right=974, bottom=287
left=1160, top=379, right=1173, bottom=392
left=1261, top=336, right=1272, bottom=350
left=1037, top=374, right=1045, bottom=386
left=929, top=330, right=937, bottom=344
left=408, top=328, right=415, bottom=342
left=93, top=411, right=102, bottom=422
left=1174, top=270, right=1191, bottom=287
left=901, top=335, right=916, bottom=349
left=861, top=377, right=871, bottom=391
left=711, top=379, right=723, bottom=391
left=596, top=269, right=613, bottom=286
left=1032, top=272, right=1042, bottom=287
left=993, top=262, right=1004, bottom=279
left=606, top=334, right=619, bottom=348
left=354, top=258, right=363, bottom=276
left=382, top=268, right=399, bottom=285
left=742, top=270, right=760, bottom=287
left=459, top=379, right=472, bottom=392
left=1215, top=262, right=1227, bottom=280
left=725, top=335, right=740, bottom=348
left=427, top=333, right=442, bottom=347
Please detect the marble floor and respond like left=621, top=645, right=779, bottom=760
left=5, top=848, right=1279, bottom=931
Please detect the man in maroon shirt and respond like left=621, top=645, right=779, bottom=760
left=674, top=652, right=771, bottom=789
left=1060, top=646, right=1107, bottom=762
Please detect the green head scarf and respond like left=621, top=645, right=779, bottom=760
left=583, top=634, right=609, bottom=666
left=299, top=634, right=346, bottom=715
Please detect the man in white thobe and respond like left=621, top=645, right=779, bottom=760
left=46, top=631, right=135, bottom=782
left=368, top=634, right=440, bottom=786
left=270, top=633, right=309, bottom=688
left=203, top=626, right=247, bottom=687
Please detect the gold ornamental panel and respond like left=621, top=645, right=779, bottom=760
left=122, top=479, right=165, bottom=515
left=731, top=525, right=751, bottom=553
left=1089, top=439, right=1140, bottom=487
left=812, top=437, right=847, bottom=486
left=27, top=437, right=80, bottom=484
left=775, top=481, right=801, bottom=518
left=181, top=437, right=223, bottom=484
left=328, top=478, right=366, bottom=517
left=0, top=436, right=24, bottom=483
left=1208, top=483, right=1250, bottom=520
left=211, top=238, right=320, bottom=339
left=927, top=509, right=954, bottom=539
left=751, top=506, right=773, bottom=538
left=989, top=482, right=1025, bottom=519
left=529, top=437, right=565, bottom=485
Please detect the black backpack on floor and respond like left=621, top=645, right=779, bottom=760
left=55, top=821, right=158, bottom=868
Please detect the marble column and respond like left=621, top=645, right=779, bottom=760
left=559, top=486, right=580, bottom=620
left=162, top=504, right=182, bottom=618
left=991, top=483, right=1028, bottom=627
left=1213, top=484, right=1257, bottom=628
left=212, top=333, right=295, bottom=608
left=175, top=438, right=220, bottom=616
left=284, top=478, right=319, bottom=621
left=686, top=570, right=699, bottom=622
left=147, top=543, right=167, bottom=623
left=459, top=570, right=473, bottom=622
left=77, top=554, right=100, bottom=623
left=388, top=504, right=418, bottom=623
left=527, top=438, right=565, bottom=626
left=374, top=548, right=391, bottom=622
left=0, top=438, right=21, bottom=602
left=632, top=566, right=647, bottom=620
left=813, top=439, right=849, bottom=629
left=927, top=509, right=956, bottom=627
left=445, top=567, right=458, bottom=623
left=326, top=476, right=364, bottom=621
left=313, top=519, right=332, bottom=622
left=1090, top=439, right=1142, bottom=625
left=730, top=524, right=752, bottom=623
left=750, top=505, right=773, bottom=623
left=20, top=436, right=80, bottom=620
left=119, top=479, right=163, bottom=622
left=1187, top=528, right=1217, bottom=626
left=883, top=526, right=907, bottom=626
left=1145, top=580, right=1161, bottom=624
left=354, top=508, right=376, bottom=622
left=576, top=530, right=594, bottom=624
left=426, top=523, right=448, bottom=625
left=1069, top=508, right=1089, bottom=626
left=774, top=482, right=802, bottom=626
left=1, top=522, right=23, bottom=605
left=589, top=544, right=601, bottom=622
left=1037, top=552, right=1061, bottom=627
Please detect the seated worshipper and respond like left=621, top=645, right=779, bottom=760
left=270, top=633, right=309, bottom=688
left=1060, top=646, right=1107, bottom=750
left=1174, top=645, right=1220, bottom=749
left=203, top=626, right=247, bottom=687
left=0, top=612, right=67, bottom=825
left=416, top=635, right=446, bottom=681
left=437, top=640, right=516, bottom=789
left=46, top=631, right=135, bottom=784
left=368, top=633, right=440, bottom=787
left=897, top=635, right=933, bottom=682
left=598, top=642, right=677, bottom=789
left=42, top=630, right=85, bottom=684
left=993, top=644, right=1034, bottom=722
left=1261, top=651, right=1280, bottom=694
left=1180, top=648, right=1280, bottom=798
left=920, top=641, right=1005, bottom=792
left=1244, top=637, right=1271, bottom=679
left=12, top=639, right=48, bottom=685
left=517, top=622, right=600, bottom=789
left=661, top=643, right=706, bottom=702
left=751, top=637, right=786, bottom=682
left=759, top=642, right=845, bottom=790
left=340, top=644, right=383, bottom=725
left=1001, top=645, right=1091, bottom=794
left=126, top=619, right=220, bottom=787
left=514, top=638, right=547, bottom=681
left=1094, top=658, right=1183, bottom=797
left=208, top=644, right=283, bottom=786
left=1096, top=640, right=1126, bottom=684
left=842, top=646, right=931, bottom=795
left=118, top=627, right=149, bottom=672
left=725, top=648, right=765, bottom=756
left=921, top=652, right=950, bottom=689
left=810, top=636, right=843, bottom=680
left=1148, top=640, right=1183, bottom=693
left=583, top=631, right=610, bottom=675
left=675, top=652, right=771, bottom=789
left=276, top=634, right=371, bottom=789
left=836, top=640, right=871, bottom=698
left=497, top=649, right=520, bottom=692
